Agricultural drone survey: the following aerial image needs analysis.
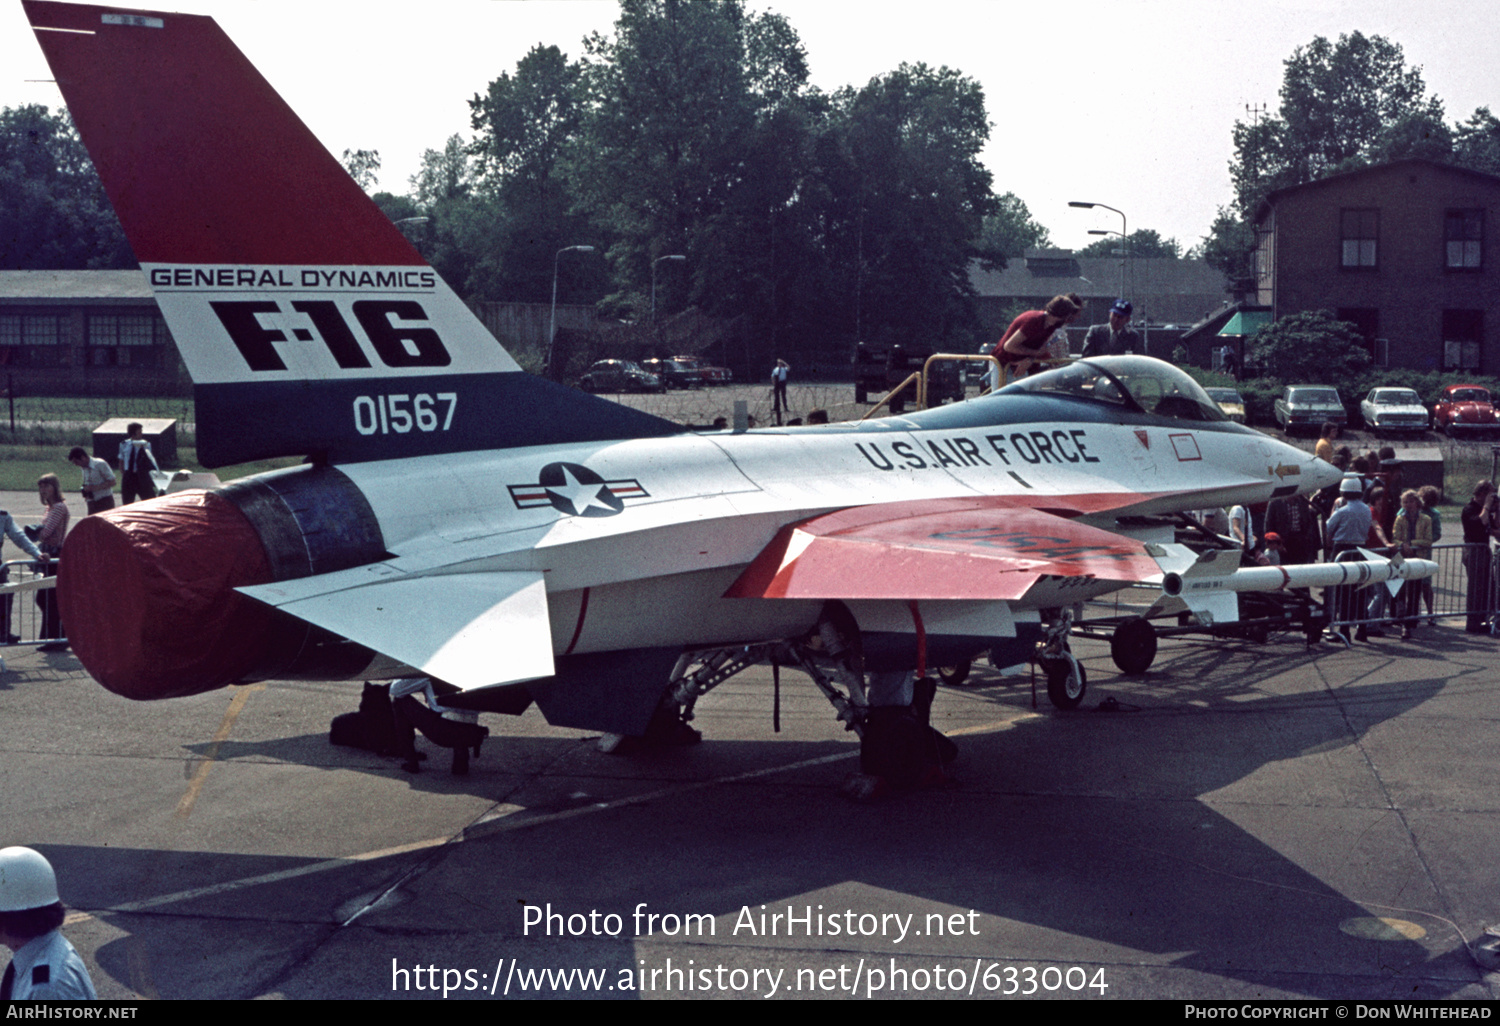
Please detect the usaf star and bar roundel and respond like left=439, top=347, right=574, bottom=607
left=508, top=462, right=649, bottom=518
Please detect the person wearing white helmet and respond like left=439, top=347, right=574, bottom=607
left=0, top=847, right=96, bottom=1000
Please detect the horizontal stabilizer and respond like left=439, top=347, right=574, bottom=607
left=239, top=570, right=553, bottom=690
left=727, top=497, right=1159, bottom=600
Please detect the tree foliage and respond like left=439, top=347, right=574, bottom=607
left=0, top=105, right=133, bottom=269
left=974, top=192, right=1050, bottom=268
left=1202, top=31, right=1485, bottom=285
left=1229, top=32, right=1446, bottom=217
left=340, top=148, right=381, bottom=192
left=1454, top=106, right=1500, bottom=176
left=1076, top=228, right=1181, bottom=260
left=1248, top=309, right=1372, bottom=382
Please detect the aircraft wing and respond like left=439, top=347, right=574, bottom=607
left=239, top=570, right=553, bottom=690
left=725, top=496, right=1162, bottom=601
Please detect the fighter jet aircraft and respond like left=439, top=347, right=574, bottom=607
left=30, top=2, right=1350, bottom=742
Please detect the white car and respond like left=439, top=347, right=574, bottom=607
left=1360, top=387, right=1428, bottom=435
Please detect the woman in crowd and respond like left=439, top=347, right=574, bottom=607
left=34, top=473, right=68, bottom=651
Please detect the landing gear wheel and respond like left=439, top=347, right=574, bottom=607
left=1045, top=658, right=1087, bottom=710
left=937, top=661, right=971, bottom=686
left=1110, top=617, right=1158, bottom=675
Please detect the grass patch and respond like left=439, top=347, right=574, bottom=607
left=0, top=443, right=301, bottom=493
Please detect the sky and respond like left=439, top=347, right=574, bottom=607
left=3, top=0, right=1496, bottom=254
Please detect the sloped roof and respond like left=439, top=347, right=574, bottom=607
left=969, top=251, right=1227, bottom=300
left=0, top=269, right=153, bottom=304
left=1254, top=158, right=1500, bottom=223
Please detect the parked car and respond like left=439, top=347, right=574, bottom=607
left=1204, top=386, right=1246, bottom=424
left=1359, top=387, right=1429, bottom=435
left=1274, top=385, right=1346, bottom=435
left=578, top=359, right=663, bottom=393
left=641, top=358, right=703, bottom=389
left=672, top=355, right=732, bottom=385
left=1430, top=384, right=1498, bottom=436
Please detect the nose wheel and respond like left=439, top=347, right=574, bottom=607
left=1036, top=609, right=1086, bottom=709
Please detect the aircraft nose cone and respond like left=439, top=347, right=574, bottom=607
left=57, top=490, right=275, bottom=699
left=1307, top=451, right=1344, bottom=491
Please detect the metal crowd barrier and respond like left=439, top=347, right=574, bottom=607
left=1324, top=542, right=1498, bottom=638
left=0, top=558, right=64, bottom=667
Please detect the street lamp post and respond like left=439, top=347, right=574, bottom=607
left=1070, top=200, right=1128, bottom=302
left=652, top=254, right=687, bottom=324
left=549, top=245, right=594, bottom=379
left=1086, top=228, right=1129, bottom=302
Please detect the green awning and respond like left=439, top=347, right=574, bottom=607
left=1219, top=311, right=1272, bottom=336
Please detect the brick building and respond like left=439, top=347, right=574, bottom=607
left=0, top=269, right=189, bottom=395
left=1253, top=159, right=1500, bottom=372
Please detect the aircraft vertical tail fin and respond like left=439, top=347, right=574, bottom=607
left=23, top=1, right=682, bottom=466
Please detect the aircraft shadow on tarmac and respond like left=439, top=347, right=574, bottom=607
left=38, top=669, right=1487, bottom=999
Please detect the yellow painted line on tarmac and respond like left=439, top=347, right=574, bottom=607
left=943, top=714, right=1042, bottom=738
left=70, top=714, right=1003, bottom=926
left=66, top=745, right=864, bottom=925
left=174, top=683, right=264, bottom=819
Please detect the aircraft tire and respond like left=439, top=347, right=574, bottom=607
left=1110, top=617, right=1157, bottom=675
left=937, top=661, right=971, bottom=686
left=1045, top=658, right=1086, bottom=710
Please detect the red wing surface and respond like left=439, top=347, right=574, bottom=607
left=726, top=496, right=1160, bottom=601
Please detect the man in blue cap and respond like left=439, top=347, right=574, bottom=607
left=1081, top=299, right=1142, bottom=358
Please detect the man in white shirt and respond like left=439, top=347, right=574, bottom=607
left=67, top=447, right=115, bottom=514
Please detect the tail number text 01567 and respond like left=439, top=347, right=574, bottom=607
left=354, top=393, right=458, bottom=435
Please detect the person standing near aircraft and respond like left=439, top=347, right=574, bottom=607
left=116, top=423, right=159, bottom=504
left=1325, top=476, right=1373, bottom=642
left=1080, top=299, right=1141, bottom=358
left=990, top=295, right=1079, bottom=387
left=1461, top=480, right=1499, bottom=633
left=33, top=474, right=67, bottom=651
left=67, top=447, right=115, bottom=514
left=1392, top=489, right=1433, bottom=640
left=1046, top=292, right=1086, bottom=360
left=771, top=359, right=790, bottom=423
left=1315, top=422, right=1340, bottom=463
left=0, top=847, right=96, bottom=1000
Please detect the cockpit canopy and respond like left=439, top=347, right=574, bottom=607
left=1000, top=356, right=1227, bottom=422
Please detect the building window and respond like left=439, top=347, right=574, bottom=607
left=86, top=312, right=168, bottom=368
left=1340, top=208, right=1378, bottom=268
left=1446, top=209, right=1483, bottom=270
left=0, top=312, right=67, bottom=367
left=1442, top=309, right=1483, bottom=372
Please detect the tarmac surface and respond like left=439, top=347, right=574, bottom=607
left=2, top=597, right=1499, bottom=1000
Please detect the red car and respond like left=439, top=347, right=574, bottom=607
left=673, top=355, right=733, bottom=386
left=1431, top=384, right=1498, bottom=436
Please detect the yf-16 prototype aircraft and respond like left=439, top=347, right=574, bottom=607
left=30, top=2, right=1372, bottom=750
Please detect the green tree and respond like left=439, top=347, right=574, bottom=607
left=405, top=136, right=486, bottom=293
left=467, top=44, right=603, bottom=304
left=1076, top=228, right=1181, bottom=260
left=814, top=64, right=995, bottom=347
left=471, top=45, right=581, bottom=199
left=1204, top=32, right=1445, bottom=290
left=1248, top=309, right=1372, bottom=382
left=1231, top=32, right=1444, bottom=214
left=1453, top=107, right=1500, bottom=175
left=571, top=0, right=809, bottom=321
left=340, top=148, right=381, bottom=192
left=974, top=192, right=1051, bottom=269
left=1191, top=206, right=1256, bottom=282
left=0, top=105, right=133, bottom=269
